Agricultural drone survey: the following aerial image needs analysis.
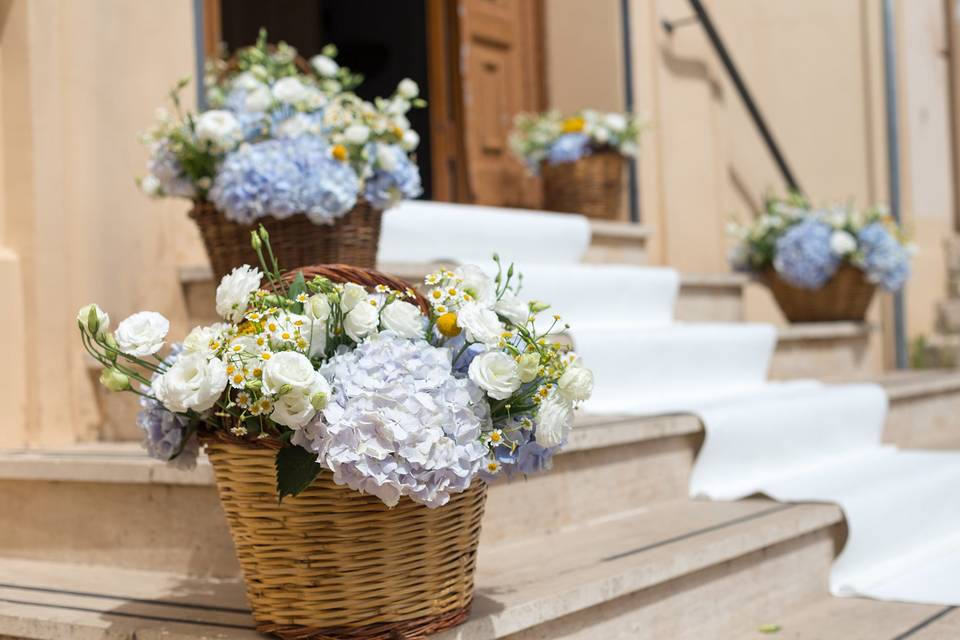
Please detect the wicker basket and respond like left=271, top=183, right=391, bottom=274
left=765, top=265, right=876, bottom=322
left=189, top=201, right=383, bottom=282
left=542, top=151, right=624, bottom=220
left=202, top=264, right=485, bottom=639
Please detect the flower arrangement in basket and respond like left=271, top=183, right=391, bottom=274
left=138, top=30, right=425, bottom=279
left=729, top=193, right=914, bottom=322
left=509, top=109, right=643, bottom=219
left=77, top=228, right=593, bottom=638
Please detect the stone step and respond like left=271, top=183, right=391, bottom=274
left=937, top=299, right=960, bottom=334
left=726, top=593, right=954, bottom=639
left=770, top=322, right=878, bottom=380
left=0, top=498, right=843, bottom=640
left=7, top=369, right=960, bottom=577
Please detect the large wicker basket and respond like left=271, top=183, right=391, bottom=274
left=542, top=151, right=624, bottom=219
left=189, top=201, right=383, bottom=282
left=203, top=264, right=485, bottom=639
left=765, top=265, right=876, bottom=322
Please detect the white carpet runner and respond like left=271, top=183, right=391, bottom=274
left=380, top=203, right=960, bottom=606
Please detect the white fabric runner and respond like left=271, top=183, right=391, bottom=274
left=380, top=202, right=960, bottom=605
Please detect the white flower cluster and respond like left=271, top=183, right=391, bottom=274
left=509, top=109, right=644, bottom=170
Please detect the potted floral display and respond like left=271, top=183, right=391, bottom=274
left=138, top=30, right=425, bottom=280
left=77, top=229, right=594, bottom=638
left=509, top=109, right=643, bottom=219
left=729, top=193, right=913, bottom=322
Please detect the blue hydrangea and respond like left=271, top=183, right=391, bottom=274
left=773, top=219, right=840, bottom=289
left=856, top=222, right=910, bottom=291
left=480, top=416, right=558, bottom=481
left=148, top=143, right=196, bottom=198
left=210, top=135, right=359, bottom=224
left=137, top=345, right=198, bottom=470
left=363, top=144, right=423, bottom=210
left=546, top=133, right=590, bottom=165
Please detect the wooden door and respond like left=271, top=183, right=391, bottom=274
left=456, top=0, right=545, bottom=208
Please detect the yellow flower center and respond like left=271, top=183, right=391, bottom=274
left=332, top=144, right=348, bottom=161
left=436, top=312, right=461, bottom=338
left=561, top=116, right=585, bottom=133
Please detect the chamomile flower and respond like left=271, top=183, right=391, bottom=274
left=228, top=370, right=247, bottom=389
left=246, top=311, right=263, bottom=322
left=295, top=293, right=309, bottom=303
left=251, top=397, right=273, bottom=416
left=235, top=391, right=252, bottom=409
left=375, top=284, right=391, bottom=293
left=230, top=425, right=248, bottom=437
left=484, top=459, right=502, bottom=474
left=488, top=429, right=505, bottom=445
left=425, top=273, right=441, bottom=285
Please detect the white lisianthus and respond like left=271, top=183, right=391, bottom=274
left=454, top=265, right=496, bottom=307
left=77, top=303, right=110, bottom=338
left=830, top=230, right=857, bottom=256
left=535, top=392, right=574, bottom=448
left=275, top=113, right=318, bottom=139
left=343, top=124, right=370, bottom=145
left=468, top=351, right=521, bottom=400
left=397, top=78, right=419, bottom=99
left=344, top=301, right=380, bottom=342
left=310, top=54, right=340, bottom=78
left=457, top=302, right=503, bottom=347
left=115, top=311, right=169, bottom=357
left=604, top=113, right=627, bottom=132
left=154, top=353, right=228, bottom=412
left=401, top=129, right=420, bottom=151
left=182, top=323, right=228, bottom=356
left=262, top=351, right=330, bottom=428
left=494, top=293, right=529, bottom=325
left=380, top=300, right=424, bottom=339
left=306, top=318, right=327, bottom=359
left=140, top=174, right=161, bottom=197
left=195, top=110, right=242, bottom=151
left=271, top=76, right=311, bottom=104
left=385, top=98, right=410, bottom=116
left=215, top=265, right=262, bottom=322
left=339, top=283, right=369, bottom=313
left=304, top=294, right=331, bottom=322
left=243, top=84, right=273, bottom=112
left=377, top=144, right=399, bottom=172
left=233, top=72, right=262, bottom=91
left=517, top=352, right=540, bottom=383
left=592, top=127, right=610, bottom=144
left=558, top=364, right=594, bottom=402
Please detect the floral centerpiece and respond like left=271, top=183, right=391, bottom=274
left=138, top=30, right=425, bottom=278
left=509, top=109, right=642, bottom=220
left=77, top=229, right=593, bottom=637
left=729, top=193, right=913, bottom=322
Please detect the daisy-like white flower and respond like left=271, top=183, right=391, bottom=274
left=375, top=284, right=391, bottom=293
left=228, top=369, right=247, bottom=389
left=230, top=425, right=248, bottom=437
left=488, top=429, right=505, bottom=445
left=246, top=311, right=263, bottom=322
left=484, top=459, right=502, bottom=474
left=235, top=391, right=252, bottom=409
left=295, top=293, right=309, bottom=303
left=250, top=397, right=273, bottom=416
left=424, top=273, right=441, bottom=285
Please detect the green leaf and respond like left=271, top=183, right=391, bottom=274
left=287, top=271, right=307, bottom=313
left=275, top=446, right=322, bottom=501
left=758, top=624, right=781, bottom=634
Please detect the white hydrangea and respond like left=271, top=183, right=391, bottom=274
left=296, top=332, right=490, bottom=508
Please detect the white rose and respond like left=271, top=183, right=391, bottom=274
left=380, top=300, right=424, bottom=339
left=243, top=84, right=273, bottom=112
left=304, top=294, right=331, bottom=322
left=468, top=351, right=521, bottom=400
left=397, top=78, right=419, bottom=99
left=339, top=283, right=368, bottom=312
left=266, top=360, right=330, bottom=429
left=115, top=311, right=169, bottom=356
left=558, top=363, right=594, bottom=402
left=77, top=303, right=110, bottom=338
left=830, top=230, right=857, bottom=256
left=310, top=54, right=340, bottom=78
left=604, top=113, right=627, bottom=132
left=401, top=129, right=420, bottom=151
left=195, top=110, right=242, bottom=151
left=344, top=301, right=380, bottom=342
left=182, top=323, right=228, bottom=356
left=215, top=265, right=262, bottom=322
left=343, top=124, right=370, bottom=145
left=154, top=353, right=227, bottom=413
left=454, top=265, right=496, bottom=306
left=271, top=77, right=310, bottom=104
left=377, top=144, right=399, bottom=172
left=457, top=302, right=503, bottom=347
left=140, top=174, right=161, bottom=197
left=494, top=293, right=529, bottom=325
left=262, top=351, right=318, bottom=394
left=535, top=392, right=574, bottom=448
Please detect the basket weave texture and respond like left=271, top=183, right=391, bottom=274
left=205, top=441, right=486, bottom=639
left=189, top=201, right=382, bottom=282
left=765, top=265, right=876, bottom=322
left=542, top=151, right=624, bottom=220
left=203, top=264, right=483, bottom=639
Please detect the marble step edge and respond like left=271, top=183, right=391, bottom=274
left=0, top=499, right=842, bottom=640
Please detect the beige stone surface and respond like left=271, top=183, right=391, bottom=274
left=674, top=273, right=747, bottom=323
left=910, top=608, right=960, bottom=639
left=770, top=323, right=878, bottom=380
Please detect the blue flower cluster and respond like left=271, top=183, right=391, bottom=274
left=856, top=223, right=910, bottom=291
left=773, top=219, right=840, bottom=289
left=481, top=415, right=559, bottom=480
left=546, top=133, right=590, bottom=165
left=148, top=144, right=196, bottom=198
left=210, top=135, right=359, bottom=224
left=363, top=144, right=423, bottom=209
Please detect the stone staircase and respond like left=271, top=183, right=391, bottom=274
left=918, top=237, right=960, bottom=368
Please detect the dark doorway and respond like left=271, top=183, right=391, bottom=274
left=218, top=0, right=433, bottom=198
